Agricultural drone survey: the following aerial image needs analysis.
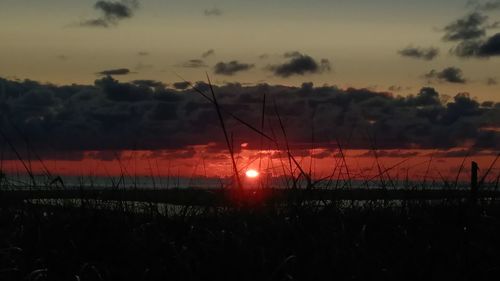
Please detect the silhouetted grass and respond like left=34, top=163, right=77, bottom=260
left=2, top=197, right=500, bottom=281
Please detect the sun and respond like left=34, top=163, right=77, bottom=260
left=245, top=169, right=259, bottom=178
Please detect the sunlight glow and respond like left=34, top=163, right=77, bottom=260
left=245, top=169, right=259, bottom=178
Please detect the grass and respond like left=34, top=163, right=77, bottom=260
left=2, top=198, right=500, bottom=281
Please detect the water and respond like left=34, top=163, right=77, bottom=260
left=0, top=173, right=479, bottom=190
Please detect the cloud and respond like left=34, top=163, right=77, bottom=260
left=269, top=52, right=331, bottom=78
left=201, top=49, right=215, bottom=58
left=398, top=46, right=439, bottom=60
left=95, top=0, right=137, bottom=18
left=204, top=8, right=222, bottom=16
left=80, top=0, right=139, bottom=28
left=0, top=76, right=498, bottom=160
left=425, top=67, right=466, bottom=84
left=137, top=51, right=149, bottom=56
left=475, top=33, right=500, bottom=56
left=213, top=61, right=254, bottom=75
left=178, top=59, right=208, bottom=68
left=96, top=68, right=131, bottom=76
left=442, top=12, right=487, bottom=42
left=442, top=11, right=500, bottom=58
left=451, top=32, right=500, bottom=57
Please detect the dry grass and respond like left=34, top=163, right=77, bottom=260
left=1, top=198, right=500, bottom=281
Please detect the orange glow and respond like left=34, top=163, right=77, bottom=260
left=0, top=147, right=498, bottom=182
left=245, top=169, right=259, bottom=178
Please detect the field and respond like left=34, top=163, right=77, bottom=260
left=2, top=186, right=500, bottom=281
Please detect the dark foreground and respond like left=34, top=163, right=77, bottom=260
left=1, top=198, right=500, bottom=281
left=2, top=188, right=500, bottom=205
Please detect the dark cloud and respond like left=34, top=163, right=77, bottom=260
left=95, top=0, right=137, bottom=18
left=425, top=67, right=466, bottom=84
left=443, top=12, right=487, bottom=42
left=0, top=76, right=498, bottom=160
left=95, top=75, right=152, bottom=101
left=442, top=11, right=500, bottom=58
left=398, top=46, right=439, bottom=60
left=179, top=59, right=208, bottom=68
left=451, top=33, right=500, bottom=57
left=201, top=49, right=215, bottom=58
left=213, top=61, right=254, bottom=76
left=476, top=33, right=500, bottom=56
left=80, top=0, right=139, bottom=28
left=269, top=52, right=331, bottom=78
left=204, top=8, right=222, bottom=16
left=149, top=102, right=178, bottom=121
left=451, top=40, right=483, bottom=57
left=137, top=51, right=149, bottom=56
left=96, top=68, right=131, bottom=76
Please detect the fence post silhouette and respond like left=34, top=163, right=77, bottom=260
left=471, top=161, right=478, bottom=201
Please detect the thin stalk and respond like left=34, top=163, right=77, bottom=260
left=206, top=74, right=242, bottom=189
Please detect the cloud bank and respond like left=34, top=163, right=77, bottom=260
left=0, top=77, right=498, bottom=161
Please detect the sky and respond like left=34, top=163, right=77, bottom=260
left=0, top=0, right=499, bottom=182
left=1, top=0, right=499, bottom=99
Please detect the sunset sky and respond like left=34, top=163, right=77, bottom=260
left=0, top=0, right=499, bottom=181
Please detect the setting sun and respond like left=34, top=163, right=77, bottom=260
left=245, top=169, right=259, bottom=178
